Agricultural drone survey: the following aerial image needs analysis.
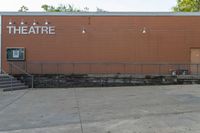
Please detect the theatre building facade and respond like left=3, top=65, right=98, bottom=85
left=1, top=12, right=200, bottom=75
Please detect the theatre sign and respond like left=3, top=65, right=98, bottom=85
left=6, top=22, right=56, bottom=35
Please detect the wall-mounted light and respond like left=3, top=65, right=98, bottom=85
left=33, top=20, right=37, bottom=25
left=20, top=20, right=25, bottom=25
left=45, top=21, right=49, bottom=25
left=33, top=22, right=37, bottom=25
left=82, top=28, right=86, bottom=34
left=9, top=21, right=12, bottom=25
left=142, top=27, right=147, bottom=34
left=8, top=19, right=13, bottom=25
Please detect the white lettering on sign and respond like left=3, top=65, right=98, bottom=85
left=7, top=26, right=56, bottom=35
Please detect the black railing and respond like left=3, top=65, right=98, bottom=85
left=8, top=62, right=34, bottom=88
left=7, top=62, right=200, bottom=76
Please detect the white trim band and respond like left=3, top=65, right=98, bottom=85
left=1, top=12, right=200, bottom=16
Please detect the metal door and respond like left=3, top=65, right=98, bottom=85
left=191, top=49, right=200, bottom=74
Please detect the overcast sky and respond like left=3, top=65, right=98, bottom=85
left=0, top=0, right=177, bottom=12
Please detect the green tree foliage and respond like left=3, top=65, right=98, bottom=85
left=41, top=4, right=107, bottom=12
left=41, top=4, right=88, bottom=12
left=96, top=7, right=107, bottom=12
left=173, top=0, right=200, bottom=12
left=18, top=5, right=29, bottom=12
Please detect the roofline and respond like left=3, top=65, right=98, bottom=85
left=1, top=12, right=200, bottom=16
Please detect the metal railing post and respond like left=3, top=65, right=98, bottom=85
left=72, top=63, right=75, bottom=74
left=141, top=64, right=143, bottom=75
left=25, top=62, right=27, bottom=72
left=11, top=77, right=13, bottom=89
left=57, top=64, right=59, bottom=74
left=158, top=64, right=161, bottom=75
left=123, top=64, right=126, bottom=74
left=41, top=64, right=43, bottom=74
left=7, top=62, right=34, bottom=89
left=10, top=63, right=13, bottom=75
left=89, top=64, right=92, bottom=74
left=31, top=75, right=34, bottom=88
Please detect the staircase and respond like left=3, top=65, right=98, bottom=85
left=0, top=74, right=28, bottom=91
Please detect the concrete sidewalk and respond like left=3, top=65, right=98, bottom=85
left=0, top=85, right=200, bottom=133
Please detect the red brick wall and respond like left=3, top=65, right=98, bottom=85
left=2, top=16, right=200, bottom=74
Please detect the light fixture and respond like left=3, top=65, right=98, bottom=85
left=45, top=21, right=49, bottom=25
left=82, top=28, right=86, bottom=34
left=33, top=20, right=37, bottom=25
left=142, top=27, right=147, bottom=34
left=9, top=19, right=12, bottom=25
left=20, top=20, right=24, bottom=25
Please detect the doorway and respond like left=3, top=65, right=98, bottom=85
left=191, top=48, right=200, bottom=74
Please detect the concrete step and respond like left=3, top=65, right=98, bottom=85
left=0, top=75, right=10, bottom=78
left=2, top=85, right=29, bottom=92
left=0, top=80, right=20, bottom=85
left=0, top=74, right=9, bottom=77
left=0, top=74, right=29, bottom=91
left=0, top=78, right=18, bottom=82
left=0, top=82, right=26, bottom=88
left=0, top=76, right=15, bottom=81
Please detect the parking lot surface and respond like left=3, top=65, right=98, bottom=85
left=0, top=85, right=200, bottom=133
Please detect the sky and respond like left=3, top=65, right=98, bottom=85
left=0, top=0, right=177, bottom=12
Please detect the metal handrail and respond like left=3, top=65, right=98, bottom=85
left=25, top=62, right=200, bottom=75
left=27, top=61, right=196, bottom=65
left=8, top=62, right=34, bottom=88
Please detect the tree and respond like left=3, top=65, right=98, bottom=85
left=41, top=4, right=108, bottom=12
left=173, top=0, right=200, bottom=12
left=96, top=7, right=107, bottom=12
left=41, top=4, right=88, bottom=12
left=18, top=5, right=29, bottom=12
